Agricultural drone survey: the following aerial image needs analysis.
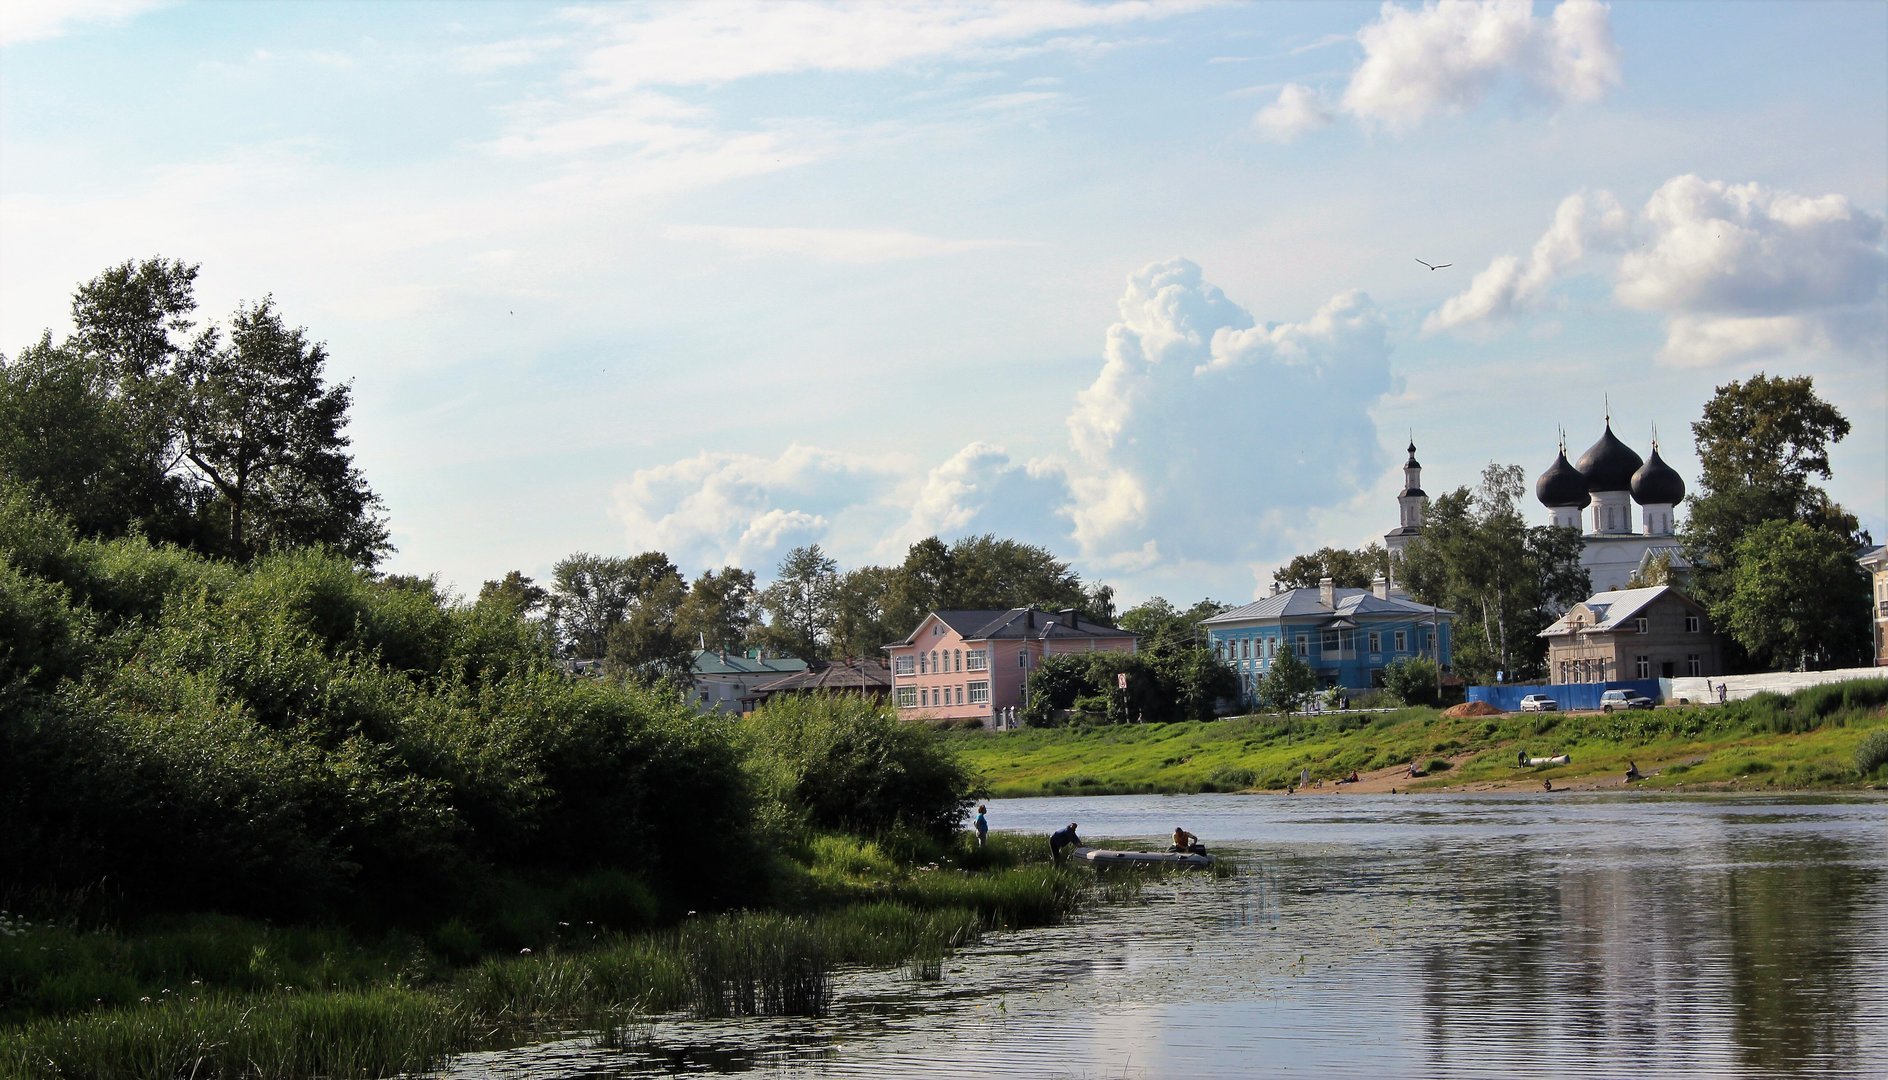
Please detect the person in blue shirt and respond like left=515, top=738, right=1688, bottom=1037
left=974, top=804, right=989, bottom=847
left=1050, top=822, right=1081, bottom=862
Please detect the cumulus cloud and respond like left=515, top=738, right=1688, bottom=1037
left=1423, top=190, right=1626, bottom=332
left=608, top=260, right=1397, bottom=585
left=1260, top=0, right=1620, bottom=140
left=1063, top=258, right=1395, bottom=568
left=1253, top=83, right=1334, bottom=142
left=612, top=445, right=904, bottom=571
left=1429, top=175, right=1887, bottom=366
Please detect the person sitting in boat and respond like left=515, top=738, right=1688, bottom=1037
left=1169, top=827, right=1206, bottom=856
left=1050, top=823, right=1082, bottom=862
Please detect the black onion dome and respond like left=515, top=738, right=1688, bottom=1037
left=1575, top=424, right=1643, bottom=493
left=1631, top=447, right=1686, bottom=505
left=1399, top=440, right=1424, bottom=497
left=1405, top=440, right=1420, bottom=469
left=1536, top=450, right=1591, bottom=508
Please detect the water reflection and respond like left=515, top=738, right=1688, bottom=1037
left=445, top=795, right=1888, bottom=1079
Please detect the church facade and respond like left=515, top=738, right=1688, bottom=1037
left=1385, top=423, right=1691, bottom=595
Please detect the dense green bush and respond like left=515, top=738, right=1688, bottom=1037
left=0, top=503, right=761, bottom=925
left=742, top=694, right=978, bottom=839
left=1856, top=730, right=1888, bottom=778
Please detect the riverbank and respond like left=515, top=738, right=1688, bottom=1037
left=945, top=679, right=1888, bottom=798
left=0, top=833, right=1100, bottom=1080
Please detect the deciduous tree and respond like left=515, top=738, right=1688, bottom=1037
left=1719, top=520, right=1870, bottom=671
left=758, top=545, right=839, bottom=661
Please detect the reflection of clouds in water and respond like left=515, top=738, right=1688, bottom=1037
left=445, top=797, right=1888, bottom=1079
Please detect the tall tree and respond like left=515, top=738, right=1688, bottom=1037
left=1272, top=545, right=1388, bottom=590
left=602, top=554, right=692, bottom=688
left=758, top=545, right=839, bottom=661
left=831, top=564, right=899, bottom=661
left=675, top=566, right=757, bottom=652
left=1258, top=647, right=1318, bottom=714
left=1719, top=520, right=1871, bottom=671
left=4, top=260, right=390, bottom=565
left=949, top=534, right=1087, bottom=612
left=478, top=570, right=549, bottom=616
left=175, top=298, right=388, bottom=563
left=1682, top=375, right=1866, bottom=668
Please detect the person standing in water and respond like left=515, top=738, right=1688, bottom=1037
left=974, top=804, right=989, bottom=847
left=1050, top=822, right=1082, bottom=862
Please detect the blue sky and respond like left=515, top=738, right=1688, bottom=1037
left=3, top=0, right=1883, bottom=606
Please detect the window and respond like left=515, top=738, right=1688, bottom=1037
left=1394, top=630, right=1407, bottom=652
left=920, top=688, right=929, bottom=707
left=893, top=656, right=915, bottom=675
left=1266, top=637, right=1277, bottom=658
left=1241, top=640, right=1250, bottom=660
left=1687, top=654, right=1701, bottom=677
left=966, top=649, right=988, bottom=671
left=956, top=686, right=965, bottom=705
left=897, top=686, right=917, bottom=707
left=1368, top=632, right=1381, bottom=653
left=1320, top=630, right=1340, bottom=654
left=1635, top=655, right=1650, bottom=679
left=968, top=681, right=990, bottom=704
left=1685, top=615, right=1700, bottom=633
left=1296, top=635, right=1309, bottom=658
left=930, top=650, right=939, bottom=672
left=1635, top=617, right=1649, bottom=634
left=919, top=652, right=927, bottom=674
left=954, top=649, right=962, bottom=672
left=1216, top=641, right=1225, bottom=659
left=932, top=623, right=944, bottom=636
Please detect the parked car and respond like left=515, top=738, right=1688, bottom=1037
left=1600, top=689, right=1655, bottom=712
left=1518, top=694, right=1559, bottom=713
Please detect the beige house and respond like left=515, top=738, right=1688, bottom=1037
left=1861, top=545, right=1888, bottom=666
left=1540, top=586, right=1721, bottom=683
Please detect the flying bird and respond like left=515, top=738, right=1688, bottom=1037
left=1415, top=258, right=1452, bottom=270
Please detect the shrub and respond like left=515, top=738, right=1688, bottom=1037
left=1856, top=730, right=1888, bottom=778
left=1382, top=656, right=1440, bottom=708
left=743, top=694, right=978, bottom=840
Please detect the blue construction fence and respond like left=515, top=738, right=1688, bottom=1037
left=1467, top=678, right=1665, bottom=712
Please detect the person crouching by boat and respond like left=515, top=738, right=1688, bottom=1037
left=1170, top=827, right=1206, bottom=856
left=1050, top=822, right=1082, bottom=862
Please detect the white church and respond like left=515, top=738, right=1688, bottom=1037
left=1384, top=422, right=1689, bottom=594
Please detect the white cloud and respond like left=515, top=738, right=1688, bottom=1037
left=1063, top=258, right=1395, bottom=568
left=1426, top=175, right=1887, bottom=366
left=1260, top=0, right=1621, bottom=139
left=0, top=0, right=164, bottom=45
left=603, top=259, right=1398, bottom=586
left=561, top=0, right=1197, bottom=92
left=1253, top=83, right=1333, bottom=142
left=1424, top=189, right=1625, bottom=332
left=611, top=445, right=905, bottom=571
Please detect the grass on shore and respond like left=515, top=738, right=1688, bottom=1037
left=946, top=679, right=1888, bottom=796
left=0, top=832, right=1110, bottom=1080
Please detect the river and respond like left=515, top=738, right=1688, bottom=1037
left=445, top=792, right=1888, bottom=1078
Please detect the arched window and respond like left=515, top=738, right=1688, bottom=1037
left=955, top=649, right=962, bottom=672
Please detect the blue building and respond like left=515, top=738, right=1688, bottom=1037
left=1203, top=577, right=1454, bottom=700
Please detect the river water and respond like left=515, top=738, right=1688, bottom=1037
left=445, top=793, right=1888, bottom=1078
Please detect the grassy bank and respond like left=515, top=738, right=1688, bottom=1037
left=947, top=679, right=1888, bottom=796
left=0, top=833, right=1103, bottom=1080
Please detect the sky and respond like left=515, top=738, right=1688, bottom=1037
left=3, top=0, right=1884, bottom=608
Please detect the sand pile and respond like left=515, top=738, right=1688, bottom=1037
left=1442, top=701, right=1502, bottom=718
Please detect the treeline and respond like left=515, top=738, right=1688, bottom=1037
left=503, top=534, right=1120, bottom=679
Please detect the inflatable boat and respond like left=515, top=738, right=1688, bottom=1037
left=1071, top=846, right=1215, bottom=869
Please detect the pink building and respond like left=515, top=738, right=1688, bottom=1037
left=884, top=608, right=1137, bottom=723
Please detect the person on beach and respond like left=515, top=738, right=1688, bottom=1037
left=974, top=804, right=989, bottom=847
left=1170, top=827, right=1204, bottom=855
left=1625, top=762, right=1643, bottom=782
left=1050, top=822, right=1081, bottom=862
